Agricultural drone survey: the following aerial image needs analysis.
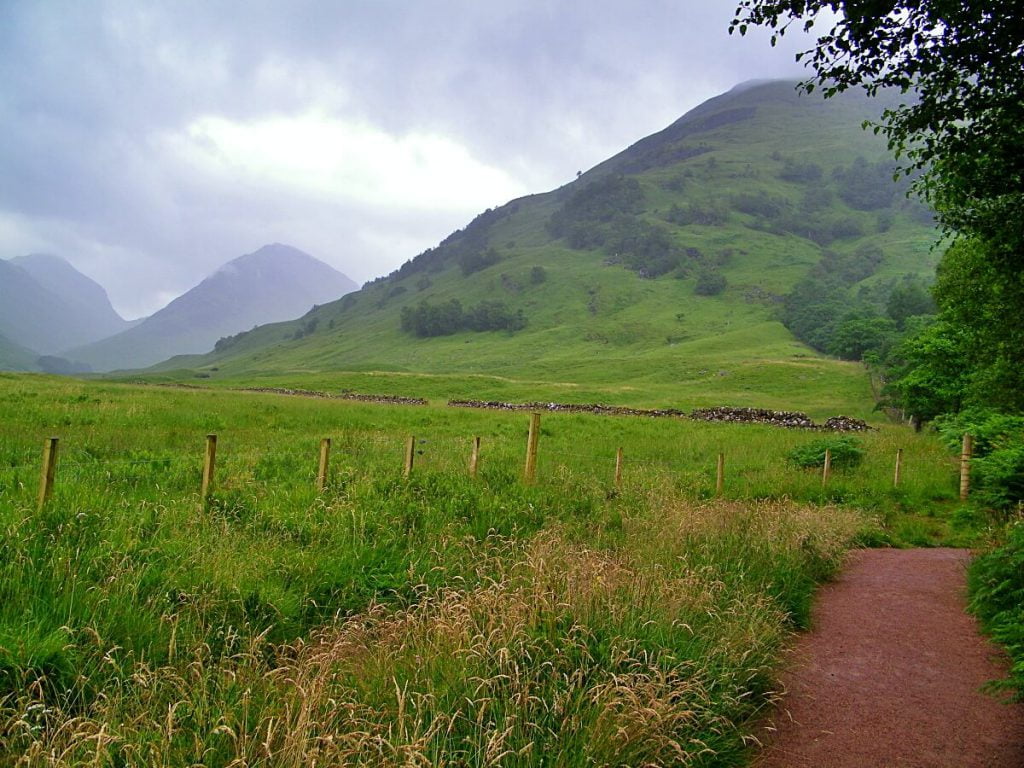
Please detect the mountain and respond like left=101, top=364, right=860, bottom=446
left=146, top=81, right=939, bottom=414
left=68, top=244, right=358, bottom=371
left=0, top=255, right=130, bottom=355
left=0, top=330, right=38, bottom=372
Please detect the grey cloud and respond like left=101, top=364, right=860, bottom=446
left=0, top=0, right=813, bottom=317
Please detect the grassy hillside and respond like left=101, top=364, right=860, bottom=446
left=149, top=82, right=938, bottom=418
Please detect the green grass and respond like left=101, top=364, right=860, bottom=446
left=0, top=373, right=965, bottom=765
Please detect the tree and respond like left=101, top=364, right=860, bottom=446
left=730, top=1, right=1024, bottom=263
left=732, top=1, right=1024, bottom=416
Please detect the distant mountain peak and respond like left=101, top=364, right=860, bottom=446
left=66, top=243, right=358, bottom=371
left=0, top=252, right=129, bottom=354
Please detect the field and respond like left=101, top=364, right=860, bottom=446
left=0, top=373, right=967, bottom=766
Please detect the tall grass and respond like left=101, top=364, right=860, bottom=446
left=2, top=500, right=862, bottom=766
left=0, top=375, right=960, bottom=765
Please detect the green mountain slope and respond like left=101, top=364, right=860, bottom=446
left=151, top=81, right=938, bottom=417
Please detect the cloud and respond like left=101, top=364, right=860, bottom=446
left=0, top=0, right=818, bottom=317
left=172, top=113, right=529, bottom=212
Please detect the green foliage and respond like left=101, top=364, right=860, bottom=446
left=731, top=190, right=789, bottom=219
left=885, top=318, right=972, bottom=422
left=529, top=265, right=547, bottom=284
left=459, top=246, right=503, bottom=276
left=931, top=238, right=1024, bottom=411
left=400, top=298, right=526, bottom=337
left=934, top=409, right=1024, bottom=511
left=665, top=199, right=729, bottom=226
left=694, top=269, right=727, bottom=296
left=832, top=157, right=902, bottom=211
left=778, top=157, right=823, bottom=183
left=732, top=1, right=1024, bottom=255
left=606, top=218, right=686, bottom=278
left=400, top=298, right=464, bottom=337
left=885, top=277, right=936, bottom=329
left=787, top=436, right=864, bottom=469
left=547, top=175, right=645, bottom=240
left=969, top=522, right=1024, bottom=698
left=934, top=409, right=1024, bottom=458
left=974, top=446, right=1024, bottom=512
left=291, top=317, right=319, bottom=340
left=464, top=300, right=527, bottom=333
left=827, top=313, right=897, bottom=362
left=781, top=244, right=915, bottom=360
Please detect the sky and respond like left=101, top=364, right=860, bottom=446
left=0, top=1, right=815, bottom=319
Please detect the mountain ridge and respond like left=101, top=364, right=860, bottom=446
left=68, top=244, right=358, bottom=371
left=0, top=254, right=136, bottom=355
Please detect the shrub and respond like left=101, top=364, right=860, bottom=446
left=459, top=247, right=502, bottom=276
left=974, top=445, right=1024, bottom=511
left=694, top=270, right=727, bottom=296
left=969, top=522, right=1024, bottom=698
left=787, top=436, right=864, bottom=469
left=934, top=408, right=1024, bottom=457
left=529, top=266, right=547, bottom=284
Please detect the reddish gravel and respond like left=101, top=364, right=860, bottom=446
left=754, top=548, right=1024, bottom=768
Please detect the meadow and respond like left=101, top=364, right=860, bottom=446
left=0, top=374, right=964, bottom=766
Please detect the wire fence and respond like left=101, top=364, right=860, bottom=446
left=1, top=411, right=967, bottom=514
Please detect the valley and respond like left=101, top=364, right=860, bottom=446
left=1, top=76, right=1017, bottom=767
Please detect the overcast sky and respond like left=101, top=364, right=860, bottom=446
left=0, top=1, right=814, bottom=319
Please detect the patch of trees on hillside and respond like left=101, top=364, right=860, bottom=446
left=400, top=299, right=526, bottom=338
left=782, top=243, right=935, bottom=362
left=548, top=174, right=710, bottom=279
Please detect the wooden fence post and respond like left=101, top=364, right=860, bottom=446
left=37, top=437, right=59, bottom=512
left=893, top=448, right=903, bottom=488
left=469, top=436, right=481, bottom=478
left=960, top=433, right=973, bottom=501
left=201, top=434, right=217, bottom=503
left=614, top=447, right=624, bottom=489
left=404, top=435, right=416, bottom=478
left=524, top=412, right=540, bottom=483
left=716, top=452, right=725, bottom=496
left=317, top=438, right=331, bottom=491
left=822, top=448, right=832, bottom=487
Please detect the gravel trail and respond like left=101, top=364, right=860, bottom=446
left=754, top=548, right=1024, bottom=768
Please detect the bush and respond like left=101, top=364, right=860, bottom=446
left=933, top=408, right=1024, bottom=458
left=694, top=270, right=727, bottom=296
left=459, top=247, right=502, bottom=276
left=969, top=522, right=1024, bottom=698
left=974, top=445, right=1024, bottom=511
left=665, top=200, right=729, bottom=227
left=787, top=436, right=864, bottom=469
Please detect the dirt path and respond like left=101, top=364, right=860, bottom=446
left=754, top=548, right=1024, bottom=768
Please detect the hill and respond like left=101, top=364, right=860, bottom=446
left=69, top=244, right=358, bottom=371
left=0, top=255, right=131, bottom=355
left=148, top=81, right=939, bottom=418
